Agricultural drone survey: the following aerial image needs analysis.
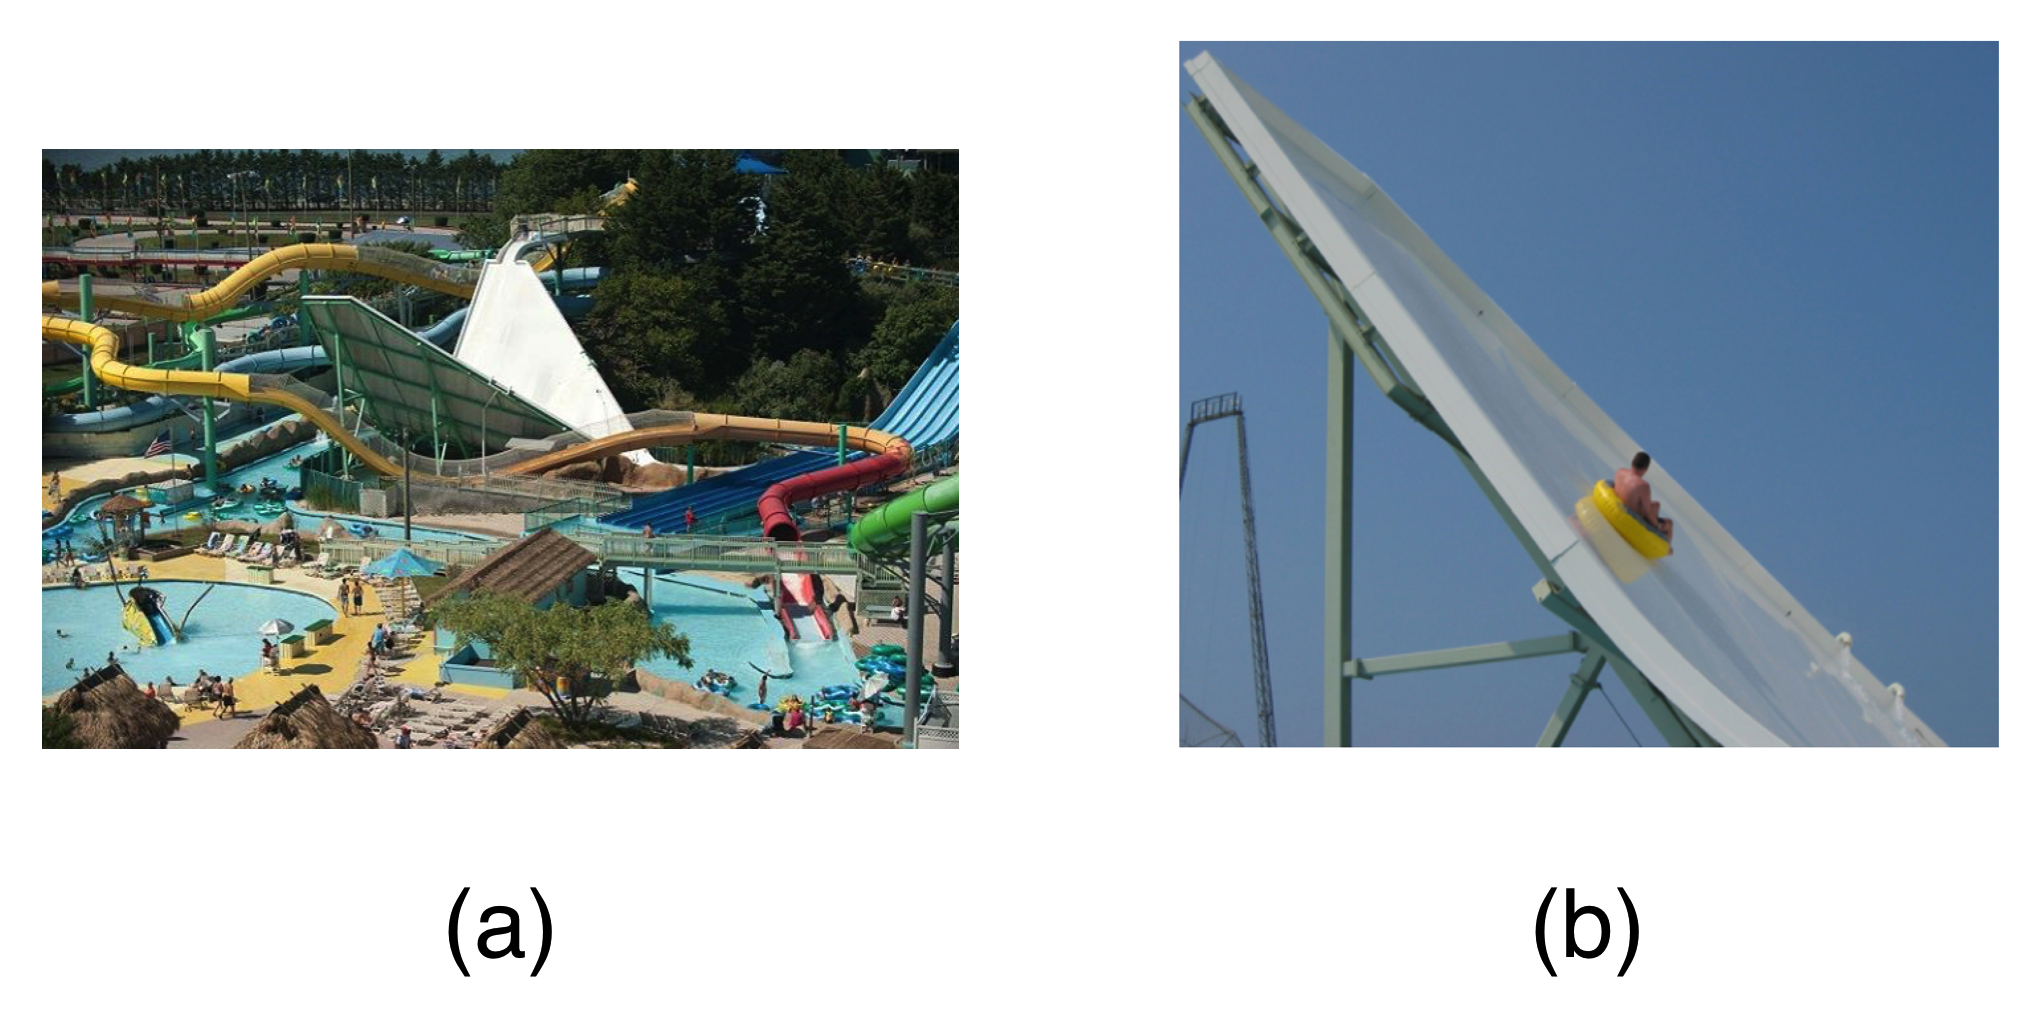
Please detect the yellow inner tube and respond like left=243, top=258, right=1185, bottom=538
left=1591, top=481, right=1671, bottom=559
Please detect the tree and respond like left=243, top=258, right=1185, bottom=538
left=608, top=150, right=758, bottom=273
left=732, top=348, right=846, bottom=422
left=848, top=283, right=957, bottom=413
left=428, top=592, right=689, bottom=724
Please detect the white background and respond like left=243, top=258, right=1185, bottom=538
left=5, top=6, right=2028, bottom=1007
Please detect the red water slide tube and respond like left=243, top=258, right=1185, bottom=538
left=756, top=438, right=912, bottom=542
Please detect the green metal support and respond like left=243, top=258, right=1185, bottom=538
left=1350, top=632, right=1583, bottom=679
left=1536, top=649, right=1606, bottom=747
left=1533, top=580, right=1715, bottom=746
left=298, top=271, right=309, bottom=335
left=1325, top=323, right=1353, bottom=747
left=79, top=274, right=95, bottom=409
left=685, top=444, right=695, bottom=485
left=199, top=327, right=217, bottom=488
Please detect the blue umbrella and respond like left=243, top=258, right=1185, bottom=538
left=361, top=548, right=442, bottom=578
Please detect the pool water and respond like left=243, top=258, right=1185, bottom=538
left=42, top=581, right=339, bottom=695
left=616, top=570, right=866, bottom=714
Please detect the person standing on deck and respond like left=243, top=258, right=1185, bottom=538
left=1613, top=452, right=1675, bottom=545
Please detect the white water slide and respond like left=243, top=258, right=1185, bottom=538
left=1186, top=52, right=1940, bottom=746
left=455, top=241, right=646, bottom=460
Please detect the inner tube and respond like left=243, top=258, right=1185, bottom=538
left=1590, top=481, right=1672, bottom=559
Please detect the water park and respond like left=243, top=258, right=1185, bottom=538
left=41, top=149, right=961, bottom=749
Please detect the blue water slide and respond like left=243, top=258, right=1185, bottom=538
left=603, top=321, right=959, bottom=533
left=147, top=611, right=175, bottom=645
left=46, top=274, right=603, bottom=436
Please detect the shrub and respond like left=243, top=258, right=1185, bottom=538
left=434, top=216, right=449, bottom=228
left=298, top=232, right=315, bottom=244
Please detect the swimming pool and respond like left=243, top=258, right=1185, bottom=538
left=613, top=570, right=866, bottom=713
left=42, top=581, right=338, bottom=696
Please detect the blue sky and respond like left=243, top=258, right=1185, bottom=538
left=1179, top=43, right=1998, bottom=746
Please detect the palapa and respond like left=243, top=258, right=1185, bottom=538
left=233, top=684, right=378, bottom=749
left=46, top=666, right=179, bottom=749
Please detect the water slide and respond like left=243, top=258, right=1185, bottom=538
left=776, top=573, right=835, bottom=641
left=1187, top=52, right=1940, bottom=746
left=848, top=475, right=959, bottom=556
left=41, top=314, right=907, bottom=484
left=41, top=243, right=478, bottom=320
left=605, top=321, right=961, bottom=534
left=44, top=302, right=273, bottom=397
left=47, top=276, right=599, bottom=435
left=455, top=244, right=637, bottom=448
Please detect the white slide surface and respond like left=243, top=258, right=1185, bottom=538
left=456, top=244, right=646, bottom=459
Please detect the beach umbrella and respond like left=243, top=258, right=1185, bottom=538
left=362, top=548, right=441, bottom=578
left=258, top=618, right=294, bottom=637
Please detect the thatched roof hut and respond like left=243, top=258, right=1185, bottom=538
left=423, top=529, right=595, bottom=608
left=477, top=708, right=571, bottom=749
left=100, top=493, right=151, bottom=513
left=233, top=685, right=379, bottom=749
left=47, top=666, right=179, bottom=749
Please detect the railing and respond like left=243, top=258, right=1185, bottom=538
left=324, top=535, right=503, bottom=571
left=561, top=531, right=862, bottom=574
left=848, top=258, right=959, bottom=287
left=509, top=214, right=607, bottom=237
left=910, top=435, right=959, bottom=479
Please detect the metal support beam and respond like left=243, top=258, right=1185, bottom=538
left=1350, top=632, right=1583, bottom=679
left=1532, top=580, right=1716, bottom=746
left=1325, top=323, right=1354, bottom=746
left=905, top=511, right=928, bottom=749
left=79, top=274, right=95, bottom=409
left=1536, top=650, right=1606, bottom=747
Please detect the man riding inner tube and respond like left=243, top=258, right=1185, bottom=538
left=1591, top=451, right=1675, bottom=559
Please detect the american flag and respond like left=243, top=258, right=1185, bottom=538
left=144, top=430, right=172, bottom=458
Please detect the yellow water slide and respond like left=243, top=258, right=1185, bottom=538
left=42, top=314, right=904, bottom=480
left=41, top=243, right=475, bottom=321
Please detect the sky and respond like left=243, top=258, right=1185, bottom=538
left=1179, top=42, right=1998, bottom=747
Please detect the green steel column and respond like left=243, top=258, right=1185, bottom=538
left=837, top=422, right=849, bottom=525
left=79, top=274, right=95, bottom=409
left=1536, top=650, right=1606, bottom=747
left=199, top=327, right=218, bottom=488
left=685, top=444, right=695, bottom=485
left=1325, top=323, right=1354, bottom=747
left=297, top=271, right=309, bottom=334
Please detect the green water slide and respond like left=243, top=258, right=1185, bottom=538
left=848, top=476, right=958, bottom=556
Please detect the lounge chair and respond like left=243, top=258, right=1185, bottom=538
left=199, top=532, right=224, bottom=555
left=248, top=542, right=276, bottom=565
left=238, top=539, right=266, bottom=562
left=219, top=533, right=247, bottom=558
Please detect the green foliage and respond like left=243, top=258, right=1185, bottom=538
left=455, top=214, right=506, bottom=250
left=846, top=283, right=958, bottom=415
left=428, top=592, right=689, bottom=724
left=608, top=150, right=758, bottom=272
left=732, top=348, right=846, bottom=422
left=496, top=149, right=637, bottom=218
left=584, top=269, right=742, bottom=408
left=43, top=706, right=81, bottom=749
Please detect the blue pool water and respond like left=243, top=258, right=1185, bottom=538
left=42, top=581, right=339, bottom=695
left=614, top=570, right=868, bottom=715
